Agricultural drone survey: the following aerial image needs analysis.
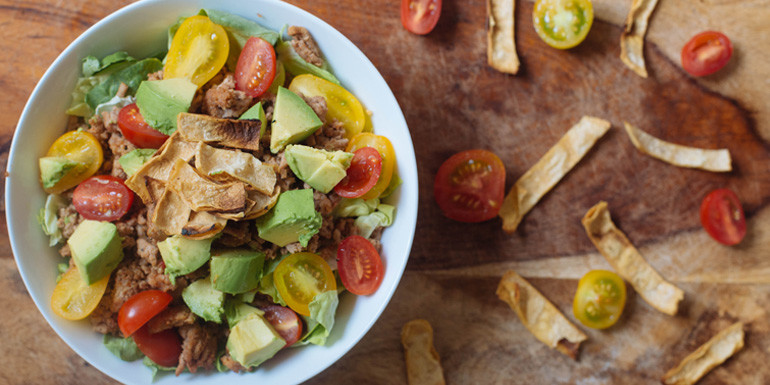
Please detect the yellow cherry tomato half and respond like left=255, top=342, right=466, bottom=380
left=346, top=133, right=396, bottom=200
left=273, top=252, right=336, bottom=317
left=573, top=270, right=626, bottom=329
left=164, top=15, right=229, bottom=87
left=45, top=130, right=104, bottom=194
left=533, top=0, right=594, bottom=49
left=51, top=267, right=110, bottom=320
left=288, top=74, right=366, bottom=139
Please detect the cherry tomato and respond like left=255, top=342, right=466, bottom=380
left=573, top=270, right=626, bottom=329
left=273, top=252, right=336, bottom=317
left=681, top=31, right=733, bottom=77
left=337, top=235, right=384, bottom=296
left=288, top=74, right=366, bottom=139
left=117, top=103, right=169, bottom=149
left=433, top=149, right=506, bottom=223
left=164, top=15, right=229, bottom=87
left=700, top=188, right=746, bottom=245
left=45, top=130, right=104, bottom=194
left=346, top=133, right=396, bottom=200
left=118, top=290, right=173, bottom=337
left=50, top=267, right=110, bottom=320
left=73, top=175, right=134, bottom=222
left=132, top=325, right=182, bottom=367
left=235, top=37, right=277, bottom=98
left=261, top=305, right=303, bottom=347
left=401, top=0, right=442, bottom=35
left=533, top=0, right=594, bottom=49
left=334, top=147, right=382, bottom=198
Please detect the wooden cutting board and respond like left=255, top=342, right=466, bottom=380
left=1, top=0, right=769, bottom=383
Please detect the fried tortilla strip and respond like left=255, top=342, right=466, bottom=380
left=195, top=142, right=276, bottom=195
left=167, top=159, right=247, bottom=213
left=582, top=201, right=684, bottom=315
left=151, top=187, right=191, bottom=238
left=401, top=319, right=446, bottom=385
left=177, top=112, right=262, bottom=152
left=487, top=0, right=519, bottom=74
left=182, top=211, right=227, bottom=240
left=244, top=187, right=281, bottom=220
left=499, top=116, right=611, bottom=232
left=125, top=133, right=197, bottom=203
left=623, top=122, right=731, bottom=172
left=620, top=0, right=660, bottom=78
left=496, top=270, right=587, bottom=359
left=662, top=322, right=745, bottom=385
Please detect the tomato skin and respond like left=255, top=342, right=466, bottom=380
left=235, top=37, right=277, bottom=98
left=164, top=15, right=229, bottom=87
left=117, top=103, right=169, bottom=149
left=288, top=74, right=366, bottom=139
left=261, top=305, right=303, bottom=347
left=118, top=290, right=173, bottom=337
left=45, top=130, right=104, bottom=194
left=681, top=31, right=732, bottom=77
left=73, top=175, right=134, bottom=222
left=50, top=267, right=110, bottom=320
left=335, top=147, right=382, bottom=198
left=573, top=270, right=626, bottom=329
left=337, top=235, right=384, bottom=296
left=401, top=0, right=442, bottom=35
left=433, top=149, right=506, bottom=223
left=347, top=134, right=396, bottom=200
left=533, top=0, right=594, bottom=49
left=700, top=188, right=746, bottom=245
left=273, top=253, right=337, bottom=317
left=132, top=325, right=182, bottom=368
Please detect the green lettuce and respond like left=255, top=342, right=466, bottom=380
left=355, top=203, right=395, bottom=238
left=379, top=169, right=402, bottom=199
left=85, top=58, right=163, bottom=110
left=67, top=52, right=137, bottom=118
left=143, top=356, right=177, bottom=381
left=82, top=51, right=134, bottom=77
left=94, top=95, right=135, bottom=117
left=103, top=334, right=144, bottom=362
left=334, top=198, right=379, bottom=218
left=256, top=255, right=287, bottom=306
left=55, top=262, right=69, bottom=283
left=37, top=194, right=64, bottom=246
left=297, top=290, right=338, bottom=346
left=275, top=40, right=339, bottom=85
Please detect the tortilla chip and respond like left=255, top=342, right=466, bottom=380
left=125, top=133, right=197, bottom=203
left=499, top=116, right=611, bottom=232
left=620, top=0, right=660, bottom=78
left=182, top=211, right=227, bottom=240
left=145, top=177, right=166, bottom=203
left=401, top=319, right=446, bottom=385
left=496, top=270, right=587, bottom=359
left=195, top=142, right=276, bottom=195
left=177, top=112, right=262, bottom=152
left=623, top=122, right=731, bottom=172
left=151, top=187, right=192, bottom=238
left=582, top=201, right=684, bottom=316
left=487, top=0, right=519, bottom=74
left=244, top=187, right=281, bottom=220
left=662, top=322, right=745, bottom=385
left=167, top=159, right=247, bottom=213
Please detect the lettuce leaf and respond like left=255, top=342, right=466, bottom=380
left=85, top=58, right=163, bottom=110
left=354, top=204, right=396, bottom=238
left=379, top=169, right=402, bottom=199
left=334, top=198, right=379, bottom=218
left=94, top=95, right=135, bottom=117
left=275, top=41, right=339, bottom=85
left=103, top=334, right=144, bottom=362
left=143, top=356, right=177, bottom=381
left=82, top=51, right=134, bottom=77
left=55, top=262, right=69, bottom=283
left=37, top=194, right=64, bottom=247
left=297, top=290, right=338, bottom=346
left=203, top=9, right=280, bottom=46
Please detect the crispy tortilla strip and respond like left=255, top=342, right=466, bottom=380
left=195, top=142, right=276, bottom=195
left=167, top=159, right=247, bottom=213
left=125, top=133, right=197, bottom=203
left=401, top=319, right=446, bottom=385
left=623, top=122, right=731, bottom=172
left=662, top=322, right=745, bottom=385
left=182, top=211, right=227, bottom=240
left=582, top=201, right=684, bottom=315
left=487, top=0, right=519, bottom=74
left=620, top=0, right=660, bottom=78
left=496, top=270, right=587, bottom=359
left=499, top=116, right=611, bottom=232
left=177, top=112, right=262, bottom=151
left=151, top=187, right=191, bottom=238
left=244, top=187, right=280, bottom=220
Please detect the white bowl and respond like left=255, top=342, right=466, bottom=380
left=6, top=0, right=418, bottom=384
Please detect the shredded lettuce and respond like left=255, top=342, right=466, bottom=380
left=275, top=40, right=340, bottom=85
left=143, top=356, right=177, bottom=381
left=297, top=290, right=338, bottom=346
left=334, top=198, right=379, bottom=218
left=55, top=262, right=69, bottom=283
left=94, top=95, right=135, bottom=117
left=67, top=52, right=138, bottom=118
left=37, top=194, right=64, bottom=246
left=354, top=204, right=395, bottom=238
left=85, top=58, right=163, bottom=110
left=103, top=334, right=144, bottom=362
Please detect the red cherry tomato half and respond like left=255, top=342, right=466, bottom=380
left=401, top=0, right=442, bottom=35
left=681, top=31, right=732, bottom=77
left=132, top=325, right=182, bottom=368
left=337, top=235, right=384, bottom=296
left=700, top=188, right=746, bottom=246
left=118, top=290, right=173, bottom=337
left=335, top=147, right=382, bottom=198
left=261, top=305, right=303, bottom=347
left=73, top=175, right=134, bottom=222
left=235, top=37, right=277, bottom=98
left=117, top=103, right=169, bottom=149
left=434, top=149, right=506, bottom=223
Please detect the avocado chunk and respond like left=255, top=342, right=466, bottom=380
left=210, top=249, right=265, bottom=294
left=226, top=312, right=286, bottom=368
left=39, top=156, right=82, bottom=190
left=158, top=235, right=213, bottom=283
left=117, top=149, right=156, bottom=177
left=135, top=78, right=197, bottom=135
left=239, top=102, right=267, bottom=140
left=224, top=299, right=264, bottom=327
left=182, top=277, right=225, bottom=323
left=270, top=86, right=323, bottom=153
left=285, top=145, right=353, bottom=193
left=256, top=189, right=321, bottom=247
left=67, top=220, right=123, bottom=285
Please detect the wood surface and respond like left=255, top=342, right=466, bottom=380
left=2, top=0, right=770, bottom=384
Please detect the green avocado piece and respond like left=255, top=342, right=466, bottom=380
left=224, top=299, right=264, bottom=327
left=135, top=78, right=197, bottom=135
left=256, top=189, right=321, bottom=247
left=285, top=145, right=352, bottom=193
left=210, top=249, right=265, bottom=294
left=182, top=277, right=225, bottom=323
left=226, top=312, right=285, bottom=368
left=269, top=87, right=323, bottom=153
left=39, top=157, right=82, bottom=190
left=157, top=235, right=213, bottom=283
left=239, top=102, right=267, bottom=139
left=117, top=149, right=156, bottom=177
left=67, top=220, right=123, bottom=285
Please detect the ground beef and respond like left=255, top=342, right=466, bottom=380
left=262, top=152, right=298, bottom=193
left=201, top=73, right=253, bottom=119
left=299, top=93, right=328, bottom=124
left=147, top=70, right=164, bottom=81
left=147, top=306, right=196, bottom=333
left=176, top=323, right=219, bottom=375
left=288, top=26, right=324, bottom=67
left=305, top=120, right=348, bottom=151
left=220, top=354, right=249, bottom=373
left=57, top=201, right=82, bottom=240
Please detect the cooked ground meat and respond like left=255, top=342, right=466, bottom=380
left=220, top=354, right=249, bottom=373
left=201, top=73, right=254, bottom=119
left=147, top=306, right=196, bottom=334
left=288, top=26, right=324, bottom=67
left=305, top=119, right=348, bottom=151
left=176, top=323, right=219, bottom=375
left=147, top=70, right=164, bottom=81
left=300, top=94, right=328, bottom=124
